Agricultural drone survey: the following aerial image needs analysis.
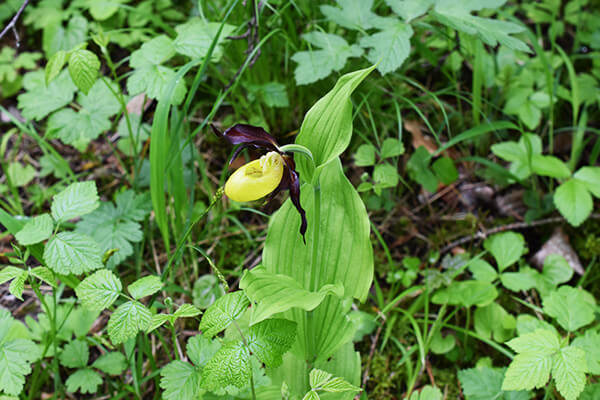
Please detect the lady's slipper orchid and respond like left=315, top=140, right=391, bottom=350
left=213, top=124, right=307, bottom=241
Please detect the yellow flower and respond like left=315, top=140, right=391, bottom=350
left=224, top=152, right=284, bottom=202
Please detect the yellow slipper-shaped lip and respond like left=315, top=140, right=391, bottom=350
left=225, top=152, right=284, bottom=202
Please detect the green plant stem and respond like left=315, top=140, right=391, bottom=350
left=232, top=321, right=256, bottom=400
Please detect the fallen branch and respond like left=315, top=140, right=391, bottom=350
left=0, top=0, right=30, bottom=46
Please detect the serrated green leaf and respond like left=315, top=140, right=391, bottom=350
left=354, top=144, right=376, bottom=166
left=255, top=82, right=289, bottom=108
left=500, top=269, right=538, bottom=292
left=572, top=330, right=600, bottom=375
left=186, top=334, right=221, bottom=367
left=65, top=368, right=102, bottom=394
left=45, top=50, right=67, bottom=85
left=385, top=0, right=435, bottom=22
left=459, top=366, right=529, bottom=400
left=146, top=314, right=171, bottom=333
left=86, top=0, right=127, bottom=20
left=127, top=275, right=162, bottom=300
left=15, top=214, right=53, bottom=245
left=130, top=35, right=175, bottom=68
left=321, top=376, right=361, bottom=393
left=199, top=291, right=249, bottom=337
left=309, top=368, right=332, bottom=389
left=542, top=286, right=596, bottom=331
left=246, top=318, right=296, bottom=367
left=77, top=190, right=150, bottom=269
left=573, top=166, right=600, bottom=197
left=173, top=19, right=235, bottom=61
left=359, top=20, right=413, bottom=74
left=374, top=163, right=400, bottom=188
left=541, top=254, right=573, bottom=287
left=75, top=269, right=122, bottom=311
left=127, top=64, right=186, bottom=104
left=240, top=267, right=344, bottom=325
left=483, top=232, right=525, bottom=272
left=67, top=49, right=99, bottom=95
left=552, top=346, right=587, bottom=400
left=292, top=32, right=363, bottom=85
left=0, top=311, right=39, bottom=395
left=107, top=301, right=152, bottom=344
left=200, top=342, right=250, bottom=390
left=91, top=352, right=127, bottom=375
left=17, top=69, right=76, bottom=120
left=491, top=141, right=525, bottom=163
left=531, top=155, right=571, bottom=179
left=8, top=272, right=27, bottom=300
left=320, top=0, right=379, bottom=30
left=302, top=391, right=320, bottom=400
left=159, top=360, right=201, bottom=400
left=43, top=15, right=88, bottom=57
left=59, top=339, right=89, bottom=368
left=433, top=0, right=531, bottom=53
left=44, top=232, right=103, bottom=275
left=51, top=181, right=99, bottom=223
left=554, top=179, right=593, bottom=227
left=173, top=304, right=201, bottom=318
left=515, top=315, right=557, bottom=337
left=0, top=267, right=24, bottom=285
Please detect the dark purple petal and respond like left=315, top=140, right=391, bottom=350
left=214, top=124, right=279, bottom=152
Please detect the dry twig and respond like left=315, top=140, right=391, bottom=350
left=0, top=0, right=30, bottom=46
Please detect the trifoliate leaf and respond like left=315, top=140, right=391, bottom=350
left=200, top=342, right=251, bottom=390
left=385, top=0, right=435, bottom=22
left=75, top=269, right=122, bottom=311
left=320, top=0, right=379, bottom=30
left=65, top=368, right=102, bottom=394
left=44, top=232, right=103, bottom=275
left=246, top=318, right=296, bottom=367
left=159, top=360, right=201, bottom=400
left=502, top=329, right=559, bottom=391
left=107, top=301, right=152, bottom=344
left=573, top=166, right=600, bottom=197
left=291, top=32, right=363, bottom=85
left=468, top=259, right=498, bottom=283
left=15, top=214, right=54, bottom=245
left=199, top=291, right=249, bottom=338
left=127, top=275, right=162, bottom=300
left=59, top=339, right=89, bottom=369
left=173, top=19, right=235, bottom=61
left=483, top=231, right=525, bottom=272
left=67, top=49, right=100, bottom=95
left=433, top=0, right=531, bottom=53
left=458, top=366, right=529, bottom=400
left=542, top=286, right=596, bottom=331
left=91, top=352, right=127, bottom=375
left=186, top=334, right=221, bottom=367
left=552, top=346, right=587, bottom=400
left=51, top=181, right=99, bottom=223
left=77, top=190, right=150, bottom=268
left=17, top=69, right=76, bottom=120
left=359, top=19, right=413, bottom=74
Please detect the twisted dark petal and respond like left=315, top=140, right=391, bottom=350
left=219, top=124, right=279, bottom=152
left=280, top=156, right=307, bottom=244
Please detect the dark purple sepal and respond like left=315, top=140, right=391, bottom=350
left=220, top=124, right=279, bottom=152
left=280, top=156, right=307, bottom=244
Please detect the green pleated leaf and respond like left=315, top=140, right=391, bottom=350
left=127, top=275, right=163, bottom=300
left=75, top=269, right=122, bottom=311
left=67, top=49, right=100, bottom=95
left=200, top=342, right=251, bottom=390
left=107, top=300, right=152, bottom=344
left=246, top=318, right=297, bottom=368
left=295, top=66, right=375, bottom=179
left=51, top=181, right=99, bottom=223
left=44, top=232, right=103, bottom=275
left=264, top=160, right=373, bottom=302
left=240, top=267, right=343, bottom=325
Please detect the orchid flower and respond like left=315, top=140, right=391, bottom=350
left=213, top=124, right=308, bottom=242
